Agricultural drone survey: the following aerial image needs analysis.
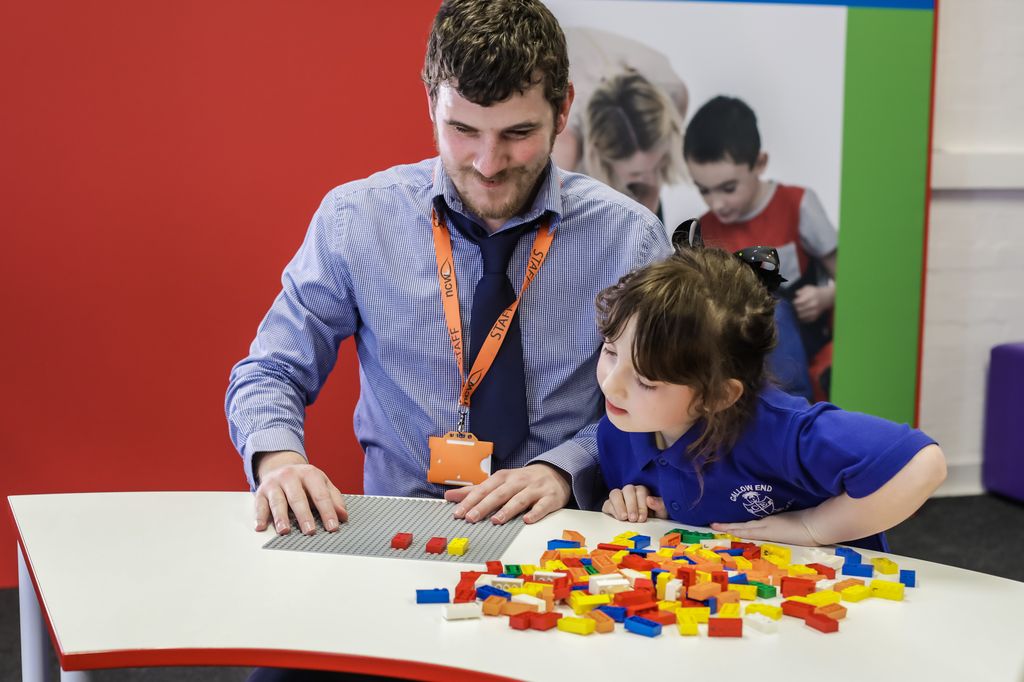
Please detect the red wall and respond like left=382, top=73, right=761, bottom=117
left=1, top=1, right=438, bottom=587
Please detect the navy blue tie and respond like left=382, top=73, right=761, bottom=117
left=467, top=228, right=530, bottom=464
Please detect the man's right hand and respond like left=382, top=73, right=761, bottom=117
left=253, top=450, right=348, bottom=535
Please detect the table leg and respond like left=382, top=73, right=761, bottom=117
left=18, top=544, right=53, bottom=682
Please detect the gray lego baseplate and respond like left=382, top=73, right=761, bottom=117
left=262, top=494, right=525, bottom=563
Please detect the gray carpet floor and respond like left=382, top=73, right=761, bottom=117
left=2, top=493, right=1022, bottom=681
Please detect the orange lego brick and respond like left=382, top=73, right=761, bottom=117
left=714, top=590, right=740, bottom=605
left=501, top=602, right=535, bottom=617
left=562, top=530, right=586, bottom=545
left=815, top=603, right=847, bottom=620
left=482, top=595, right=507, bottom=616
left=832, top=578, right=866, bottom=592
left=585, top=608, right=615, bottom=633
left=687, top=582, right=723, bottom=601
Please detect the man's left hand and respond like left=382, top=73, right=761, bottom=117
left=444, top=463, right=571, bottom=525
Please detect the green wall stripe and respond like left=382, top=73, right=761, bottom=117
left=831, top=7, right=933, bottom=424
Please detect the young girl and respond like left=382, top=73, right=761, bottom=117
left=594, top=245, right=946, bottom=550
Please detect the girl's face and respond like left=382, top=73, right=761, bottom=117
left=596, top=316, right=701, bottom=449
left=606, top=141, right=671, bottom=214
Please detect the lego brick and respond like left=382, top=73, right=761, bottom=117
left=508, top=611, right=532, bottom=630
left=486, top=560, right=504, bottom=574
left=871, top=557, right=899, bottom=575
left=780, top=576, right=816, bottom=598
left=511, top=594, right=545, bottom=613
left=676, top=614, right=699, bottom=636
left=728, top=584, right=758, bottom=601
left=803, top=590, right=841, bottom=607
left=745, top=612, right=779, bottom=634
left=781, top=600, right=816, bottom=619
left=425, top=537, right=447, bottom=554
left=643, top=610, right=678, bottom=626
left=476, top=585, right=512, bottom=601
left=443, top=602, right=483, bottom=620
left=899, top=569, right=917, bottom=587
left=805, top=612, right=840, bottom=633
left=715, top=590, right=740, bottom=605
left=415, top=588, right=450, bottom=604
left=815, top=603, right=848, bottom=620
left=748, top=580, right=777, bottom=599
left=529, top=611, right=563, bottom=631
left=390, top=532, right=413, bottom=550
left=840, top=584, right=872, bottom=602
left=870, top=579, right=906, bottom=601
left=562, top=530, right=586, bottom=545
left=447, top=537, right=469, bottom=556
left=677, top=606, right=711, bottom=624
left=806, top=562, right=837, bottom=580
left=708, top=617, right=743, bottom=637
left=688, top=582, right=723, bottom=601
left=481, top=595, right=507, bottom=616
left=624, top=616, right=662, bottom=637
left=625, top=601, right=660, bottom=618
left=568, top=591, right=612, bottom=614
left=596, top=605, right=627, bottom=622
left=745, top=603, right=782, bottom=620
left=500, top=601, right=534, bottom=617
left=842, top=562, right=874, bottom=578
left=718, top=603, right=742, bottom=618
left=557, top=616, right=597, bottom=635
left=585, top=608, right=616, bottom=633
left=832, top=578, right=865, bottom=592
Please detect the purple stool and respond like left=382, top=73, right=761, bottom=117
left=983, top=342, right=1024, bottom=501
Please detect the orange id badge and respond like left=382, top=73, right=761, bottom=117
left=427, top=431, right=493, bottom=486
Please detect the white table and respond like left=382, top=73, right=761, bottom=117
left=10, top=491, right=1024, bottom=681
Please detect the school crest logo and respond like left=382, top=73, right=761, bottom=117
left=729, top=484, right=778, bottom=518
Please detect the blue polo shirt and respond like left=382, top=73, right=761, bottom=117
left=597, top=387, right=936, bottom=548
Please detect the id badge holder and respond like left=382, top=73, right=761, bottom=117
left=427, top=431, right=493, bottom=486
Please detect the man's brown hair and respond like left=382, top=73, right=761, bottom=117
left=596, top=248, right=777, bottom=475
left=422, top=0, right=570, bottom=117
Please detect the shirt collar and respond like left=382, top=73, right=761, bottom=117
left=629, top=424, right=704, bottom=471
left=430, top=157, right=563, bottom=235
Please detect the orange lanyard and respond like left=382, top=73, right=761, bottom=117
left=430, top=208, right=554, bottom=421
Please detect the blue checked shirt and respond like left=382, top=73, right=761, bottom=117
left=226, top=157, right=671, bottom=509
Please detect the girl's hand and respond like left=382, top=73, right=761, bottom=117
left=710, top=509, right=820, bottom=546
left=602, top=485, right=669, bottom=523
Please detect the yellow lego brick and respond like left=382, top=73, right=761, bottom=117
left=697, top=549, right=724, bottom=562
left=615, top=531, right=639, bottom=540
left=656, top=572, right=672, bottom=600
left=713, top=532, right=740, bottom=541
left=734, top=556, right=753, bottom=570
left=786, top=595, right=813, bottom=605
left=763, top=555, right=790, bottom=569
left=841, top=584, right=872, bottom=602
left=657, top=600, right=681, bottom=613
left=745, top=604, right=783, bottom=620
left=804, top=590, right=841, bottom=607
left=558, top=548, right=588, bottom=558
left=519, top=564, right=537, bottom=576
left=729, top=584, right=758, bottom=601
left=518, top=583, right=545, bottom=597
left=676, top=614, right=699, bottom=636
left=677, top=606, right=710, bottom=624
left=446, top=537, right=469, bottom=556
left=788, top=564, right=818, bottom=577
left=543, top=560, right=569, bottom=571
left=568, top=591, right=612, bottom=614
left=696, top=570, right=712, bottom=584
left=871, top=558, right=899, bottom=575
left=718, top=603, right=741, bottom=618
left=761, top=543, right=792, bottom=565
left=656, top=547, right=675, bottom=558
left=870, top=579, right=906, bottom=601
left=611, top=550, right=629, bottom=564
left=557, top=616, right=597, bottom=635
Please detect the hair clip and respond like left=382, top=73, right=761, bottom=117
left=672, top=218, right=703, bottom=250
left=734, top=246, right=787, bottom=293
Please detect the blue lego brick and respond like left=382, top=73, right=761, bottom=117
left=415, top=588, right=450, bottom=604
left=651, top=568, right=667, bottom=585
left=627, top=548, right=650, bottom=557
left=579, top=557, right=593, bottom=566
left=547, top=539, right=581, bottom=550
left=899, top=569, right=917, bottom=587
left=631, top=535, right=651, bottom=550
left=835, top=547, right=863, bottom=564
left=715, top=548, right=745, bottom=556
left=596, top=605, right=627, bottom=623
left=570, top=584, right=588, bottom=591
left=624, top=616, right=662, bottom=637
left=475, top=585, right=511, bottom=601
left=842, top=562, right=874, bottom=578
left=728, top=573, right=749, bottom=584
left=705, top=596, right=718, bottom=614
left=498, top=573, right=518, bottom=579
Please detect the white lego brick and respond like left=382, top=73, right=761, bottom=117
left=664, top=578, right=684, bottom=602
left=531, top=570, right=568, bottom=583
left=746, top=612, right=779, bottom=634
left=512, top=594, right=546, bottom=613
left=443, top=602, right=483, bottom=620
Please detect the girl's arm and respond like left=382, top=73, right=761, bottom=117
left=711, top=444, right=947, bottom=546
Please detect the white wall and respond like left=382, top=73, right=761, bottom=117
left=921, top=0, right=1024, bottom=496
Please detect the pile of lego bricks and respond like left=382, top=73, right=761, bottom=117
left=414, top=529, right=917, bottom=638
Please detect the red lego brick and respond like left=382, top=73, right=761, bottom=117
left=508, top=611, right=532, bottom=630
left=710, top=570, right=729, bottom=589
left=643, top=610, right=677, bottom=626
left=625, top=601, right=660, bottom=617
left=781, top=600, right=816, bottom=619
left=454, top=586, right=476, bottom=603
left=676, top=566, right=697, bottom=586
left=806, top=563, right=837, bottom=580
left=597, top=543, right=628, bottom=551
left=562, top=557, right=583, bottom=568
left=708, top=617, right=743, bottom=638
left=390, top=532, right=413, bottom=550
left=620, top=554, right=657, bottom=571
left=780, top=576, right=816, bottom=598
left=530, top=611, right=563, bottom=631
left=425, top=537, right=446, bottom=554
left=486, top=561, right=504, bottom=574
left=805, top=612, right=840, bottom=633
left=614, top=590, right=654, bottom=606
left=633, top=578, right=654, bottom=593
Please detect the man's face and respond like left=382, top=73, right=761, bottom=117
left=430, top=81, right=571, bottom=232
left=686, top=152, right=767, bottom=224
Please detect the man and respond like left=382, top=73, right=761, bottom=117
left=226, top=0, right=671, bottom=540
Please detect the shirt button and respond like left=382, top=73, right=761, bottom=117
left=658, top=458, right=668, bottom=466
left=670, top=501, right=680, bottom=511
